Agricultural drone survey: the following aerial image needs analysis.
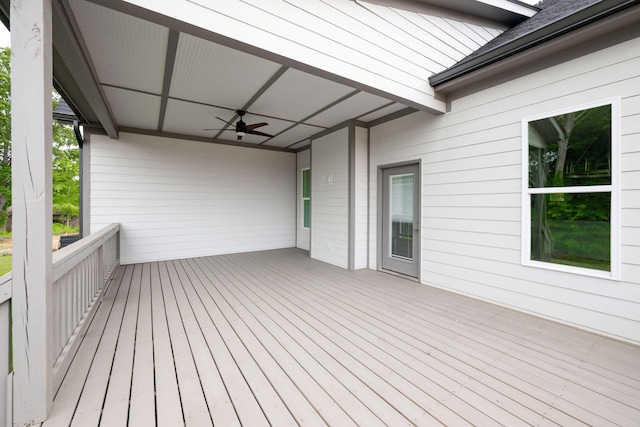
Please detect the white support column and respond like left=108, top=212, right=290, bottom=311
left=11, top=0, right=54, bottom=425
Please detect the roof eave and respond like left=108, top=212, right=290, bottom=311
left=429, top=0, right=640, bottom=87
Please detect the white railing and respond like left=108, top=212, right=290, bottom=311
left=0, top=224, right=120, bottom=426
left=0, top=272, right=11, bottom=427
left=50, top=223, right=120, bottom=391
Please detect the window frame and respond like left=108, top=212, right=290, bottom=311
left=301, top=168, right=311, bottom=230
left=521, top=98, right=620, bottom=279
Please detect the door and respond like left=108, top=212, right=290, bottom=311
left=381, top=164, right=419, bottom=277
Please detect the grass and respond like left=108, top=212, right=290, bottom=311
left=0, top=224, right=79, bottom=275
left=0, top=255, right=10, bottom=276
left=52, top=223, right=80, bottom=235
left=546, top=219, right=610, bottom=271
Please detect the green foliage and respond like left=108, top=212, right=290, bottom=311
left=533, top=193, right=611, bottom=271
left=529, top=103, right=613, bottom=271
left=0, top=49, right=80, bottom=229
left=52, top=101, right=80, bottom=217
left=0, top=47, right=11, bottom=227
left=546, top=192, right=610, bottom=222
left=53, top=202, right=80, bottom=219
left=530, top=104, right=612, bottom=189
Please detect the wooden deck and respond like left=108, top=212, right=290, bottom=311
left=41, top=248, right=640, bottom=426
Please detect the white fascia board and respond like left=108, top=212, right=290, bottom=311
left=116, top=0, right=446, bottom=114
left=384, top=0, right=537, bottom=25
left=475, top=0, right=538, bottom=17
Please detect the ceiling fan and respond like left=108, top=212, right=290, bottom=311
left=205, top=109, right=273, bottom=140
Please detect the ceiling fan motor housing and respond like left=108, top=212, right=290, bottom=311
left=235, top=110, right=247, bottom=139
left=236, top=120, right=247, bottom=133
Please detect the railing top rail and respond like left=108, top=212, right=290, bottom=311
left=0, top=272, right=10, bottom=305
left=52, top=223, right=120, bottom=282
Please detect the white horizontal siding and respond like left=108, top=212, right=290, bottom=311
left=89, top=132, right=295, bottom=264
left=369, top=37, right=640, bottom=345
left=360, top=4, right=488, bottom=69
left=446, top=19, right=500, bottom=50
left=311, top=128, right=349, bottom=268
left=120, top=0, right=505, bottom=112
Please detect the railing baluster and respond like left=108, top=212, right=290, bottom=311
left=74, top=270, right=79, bottom=340
left=0, top=273, right=10, bottom=427
left=62, top=278, right=68, bottom=353
left=2, top=224, right=119, bottom=427
left=48, top=224, right=120, bottom=389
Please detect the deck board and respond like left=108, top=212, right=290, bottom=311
left=43, top=248, right=640, bottom=426
left=98, top=264, right=142, bottom=427
left=210, top=255, right=462, bottom=426
left=158, top=261, right=215, bottom=427
left=149, top=262, right=184, bottom=427
left=172, top=258, right=278, bottom=426
left=128, top=263, right=156, bottom=427
left=242, top=250, right=640, bottom=424
left=42, top=264, right=127, bottom=427
left=184, top=258, right=326, bottom=426
left=204, top=256, right=376, bottom=426
left=232, top=253, right=536, bottom=425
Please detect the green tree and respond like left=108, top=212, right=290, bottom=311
left=0, top=47, right=80, bottom=229
left=552, top=110, right=591, bottom=186
left=52, top=96, right=80, bottom=225
left=0, top=47, right=10, bottom=227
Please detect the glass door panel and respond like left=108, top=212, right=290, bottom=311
left=381, top=164, right=419, bottom=277
left=390, top=173, right=414, bottom=260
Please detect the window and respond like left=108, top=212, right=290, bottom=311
left=522, top=99, right=619, bottom=277
left=302, top=168, right=310, bottom=229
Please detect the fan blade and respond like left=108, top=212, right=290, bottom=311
left=216, top=116, right=235, bottom=126
left=204, top=128, right=234, bottom=131
left=246, top=122, right=268, bottom=131
left=248, top=129, right=273, bottom=138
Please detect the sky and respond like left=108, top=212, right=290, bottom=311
left=0, top=26, right=8, bottom=48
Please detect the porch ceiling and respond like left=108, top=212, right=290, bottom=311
left=53, top=0, right=418, bottom=151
